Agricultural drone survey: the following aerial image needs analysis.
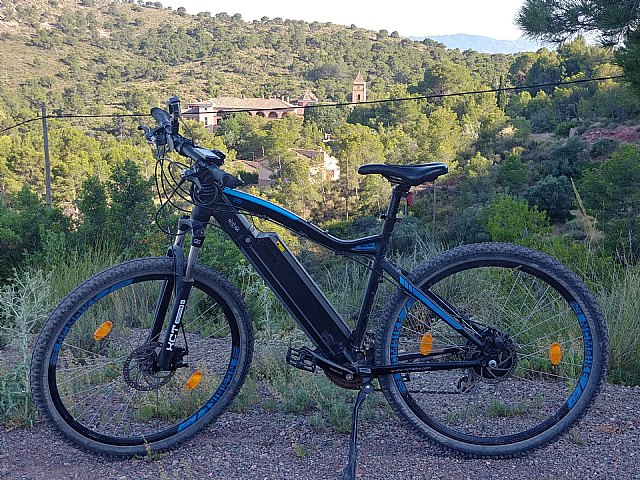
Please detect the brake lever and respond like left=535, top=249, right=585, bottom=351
left=138, top=124, right=160, bottom=145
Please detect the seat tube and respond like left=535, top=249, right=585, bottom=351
left=184, top=220, right=206, bottom=280
left=379, top=183, right=408, bottom=253
left=351, top=183, right=408, bottom=351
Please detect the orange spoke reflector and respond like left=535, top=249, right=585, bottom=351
left=185, top=370, right=203, bottom=391
left=93, top=321, right=113, bottom=341
left=549, top=342, right=562, bottom=365
left=420, top=333, right=433, bottom=356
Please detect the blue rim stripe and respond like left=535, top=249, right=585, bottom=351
left=50, top=279, right=134, bottom=366
left=391, top=298, right=416, bottom=393
left=566, top=302, right=593, bottom=408
left=178, top=345, right=241, bottom=431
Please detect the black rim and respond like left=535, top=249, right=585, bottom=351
left=388, top=254, right=594, bottom=446
left=47, top=271, right=243, bottom=447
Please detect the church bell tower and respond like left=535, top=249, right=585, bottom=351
left=352, top=72, right=366, bottom=103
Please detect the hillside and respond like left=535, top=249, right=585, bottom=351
left=0, top=0, right=640, bottom=414
left=0, top=0, right=512, bottom=122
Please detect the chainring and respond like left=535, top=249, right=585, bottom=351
left=324, top=369, right=362, bottom=390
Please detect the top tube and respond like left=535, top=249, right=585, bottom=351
left=221, top=188, right=381, bottom=254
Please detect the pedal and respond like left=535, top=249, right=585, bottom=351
left=286, top=347, right=317, bottom=373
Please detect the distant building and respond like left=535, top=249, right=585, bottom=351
left=237, top=159, right=274, bottom=187
left=352, top=72, right=367, bottom=103
left=293, top=149, right=340, bottom=181
left=184, top=92, right=318, bottom=132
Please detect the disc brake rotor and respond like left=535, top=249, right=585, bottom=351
left=123, top=342, right=174, bottom=391
left=465, top=332, right=518, bottom=383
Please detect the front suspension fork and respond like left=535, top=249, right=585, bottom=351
left=152, top=216, right=206, bottom=371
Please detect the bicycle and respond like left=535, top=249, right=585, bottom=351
left=31, top=97, right=608, bottom=479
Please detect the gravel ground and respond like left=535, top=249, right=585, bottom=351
left=1, top=383, right=638, bottom=480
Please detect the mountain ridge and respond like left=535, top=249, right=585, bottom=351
left=410, top=33, right=542, bottom=54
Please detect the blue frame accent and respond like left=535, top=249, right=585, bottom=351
left=223, top=188, right=299, bottom=221
left=221, top=187, right=382, bottom=254
left=398, top=276, right=464, bottom=331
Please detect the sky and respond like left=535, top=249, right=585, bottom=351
left=160, top=0, right=530, bottom=40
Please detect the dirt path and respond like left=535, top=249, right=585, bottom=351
left=1, top=384, right=638, bottom=480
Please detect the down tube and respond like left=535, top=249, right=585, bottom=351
left=211, top=207, right=354, bottom=363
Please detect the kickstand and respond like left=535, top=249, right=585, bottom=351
left=342, top=378, right=374, bottom=480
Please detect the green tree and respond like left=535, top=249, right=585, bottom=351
left=496, top=153, right=528, bottom=194
left=271, top=156, right=321, bottom=218
left=517, top=1, right=640, bottom=91
left=484, top=196, right=550, bottom=246
left=517, top=1, right=639, bottom=45
left=0, top=186, right=70, bottom=280
left=303, top=105, right=348, bottom=134
left=458, top=152, right=496, bottom=207
left=359, top=174, right=391, bottom=217
left=333, top=123, right=385, bottom=220
left=525, top=175, right=574, bottom=221
left=106, top=160, right=154, bottom=251
left=263, top=115, right=303, bottom=160
left=412, top=106, right=464, bottom=168
left=76, top=175, right=108, bottom=244
left=581, top=144, right=640, bottom=256
left=216, top=113, right=266, bottom=160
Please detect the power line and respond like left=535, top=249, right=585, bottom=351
left=0, top=113, right=146, bottom=134
left=0, top=74, right=626, bottom=134
left=226, top=75, right=628, bottom=113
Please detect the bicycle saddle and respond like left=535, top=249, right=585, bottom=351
left=358, top=162, right=448, bottom=186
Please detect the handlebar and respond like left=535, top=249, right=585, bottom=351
left=142, top=98, right=242, bottom=189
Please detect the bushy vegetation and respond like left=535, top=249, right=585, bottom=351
left=1, top=0, right=640, bottom=428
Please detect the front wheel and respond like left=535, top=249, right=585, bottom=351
left=30, top=257, right=254, bottom=456
left=376, top=243, right=608, bottom=457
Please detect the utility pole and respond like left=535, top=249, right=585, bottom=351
left=497, top=75, right=506, bottom=111
left=41, top=103, right=52, bottom=208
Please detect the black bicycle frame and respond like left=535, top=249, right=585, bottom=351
left=154, top=183, right=485, bottom=373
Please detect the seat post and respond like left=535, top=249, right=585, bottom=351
left=379, top=183, right=409, bottom=255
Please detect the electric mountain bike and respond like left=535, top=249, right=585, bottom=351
left=30, top=97, right=608, bottom=479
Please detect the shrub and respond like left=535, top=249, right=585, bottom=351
left=0, top=269, right=52, bottom=425
left=555, top=120, right=580, bottom=137
left=525, top=175, right=574, bottom=221
left=590, top=138, right=619, bottom=159
left=484, top=196, right=550, bottom=245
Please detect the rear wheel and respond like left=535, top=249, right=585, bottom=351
left=31, top=257, right=253, bottom=456
left=376, top=243, right=607, bottom=457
